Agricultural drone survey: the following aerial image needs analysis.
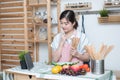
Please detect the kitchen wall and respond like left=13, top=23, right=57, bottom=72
left=39, top=0, right=120, bottom=70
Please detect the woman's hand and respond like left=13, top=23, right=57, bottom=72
left=62, top=34, right=67, bottom=41
left=70, top=47, right=90, bottom=62
left=70, top=47, right=78, bottom=57
left=53, top=34, right=67, bottom=62
left=69, top=47, right=77, bottom=61
left=60, top=34, right=67, bottom=45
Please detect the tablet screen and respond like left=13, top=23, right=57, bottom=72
left=24, top=52, right=34, bottom=70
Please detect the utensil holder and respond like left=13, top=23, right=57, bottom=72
left=91, top=59, right=104, bottom=74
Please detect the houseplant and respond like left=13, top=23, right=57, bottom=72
left=99, top=9, right=109, bottom=17
left=18, top=51, right=28, bottom=69
left=98, top=9, right=109, bottom=23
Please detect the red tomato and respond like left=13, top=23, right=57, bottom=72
left=82, top=64, right=89, bottom=69
left=79, top=65, right=83, bottom=69
left=86, top=68, right=90, bottom=72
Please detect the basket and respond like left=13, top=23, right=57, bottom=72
left=98, top=17, right=108, bottom=23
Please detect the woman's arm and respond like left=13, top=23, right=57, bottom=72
left=72, top=32, right=90, bottom=62
left=52, top=34, right=67, bottom=62
left=75, top=52, right=90, bottom=62
left=70, top=47, right=90, bottom=62
left=52, top=41, right=64, bottom=62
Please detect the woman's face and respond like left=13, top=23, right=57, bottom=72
left=60, top=18, right=74, bottom=34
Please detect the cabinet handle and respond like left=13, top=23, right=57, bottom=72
left=28, top=75, right=32, bottom=79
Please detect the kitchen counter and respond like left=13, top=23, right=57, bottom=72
left=3, top=62, right=116, bottom=80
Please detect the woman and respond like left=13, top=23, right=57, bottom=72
left=51, top=10, right=90, bottom=65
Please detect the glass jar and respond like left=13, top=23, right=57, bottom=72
left=114, top=0, right=119, bottom=5
left=43, top=11, right=47, bottom=23
left=39, top=27, right=47, bottom=40
left=42, top=11, right=52, bottom=23
left=34, top=12, right=42, bottom=24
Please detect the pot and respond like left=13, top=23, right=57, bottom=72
left=20, top=61, right=27, bottom=69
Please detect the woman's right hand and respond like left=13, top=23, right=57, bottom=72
left=60, top=34, right=68, bottom=46
left=61, top=34, right=67, bottom=42
left=53, top=34, right=67, bottom=62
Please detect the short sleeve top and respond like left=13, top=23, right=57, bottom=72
left=51, top=30, right=89, bottom=54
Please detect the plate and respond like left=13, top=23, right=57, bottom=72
left=52, top=62, right=79, bottom=66
left=35, top=68, right=51, bottom=73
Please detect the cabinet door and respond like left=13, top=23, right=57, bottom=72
left=14, top=74, right=36, bottom=80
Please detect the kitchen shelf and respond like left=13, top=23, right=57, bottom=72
left=28, top=3, right=57, bottom=7
left=28, top=0, right=61, bottom=63
left=28, top=3, right=47, bottom=7
left=38, top=40, right=48, bottom=43
left=51, top=2, right=57, bottom=6
left=34, top=23, right=47, bottom=26
left=65, top=2, right=92, bottom=10
left=104, top=1, right=120, bottom=8
left=28, top=39, right=48, bottom=43
left=98, top=15, right=120, bottom=23
left=28, top=0, right=47, bottom=7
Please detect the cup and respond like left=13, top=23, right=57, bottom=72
left=91, top=59, right=104, bottom=74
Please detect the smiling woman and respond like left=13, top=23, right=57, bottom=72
left=51, top=10, right=90, bottom=66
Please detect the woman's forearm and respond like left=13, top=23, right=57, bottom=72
left=73, top=52, right=90, bottom=62
left=52, top=42, right=64, bottom=62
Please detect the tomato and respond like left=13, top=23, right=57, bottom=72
left=82, top=64, right=89, bottom=70
left=86, top=68, right=90, bottom=72
left=79, top=65, right=83, bottom=69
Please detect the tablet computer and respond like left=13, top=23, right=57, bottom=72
left=24, top=52, right=34, bottom=70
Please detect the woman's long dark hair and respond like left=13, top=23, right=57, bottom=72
left=60, top=10, right=78, bottom=29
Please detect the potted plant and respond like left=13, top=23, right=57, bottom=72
left=98, top=9, right=109, bottom=23
left=99, top=9, right=109, bottom=17
left=18, top=51, right=28, bottom=69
